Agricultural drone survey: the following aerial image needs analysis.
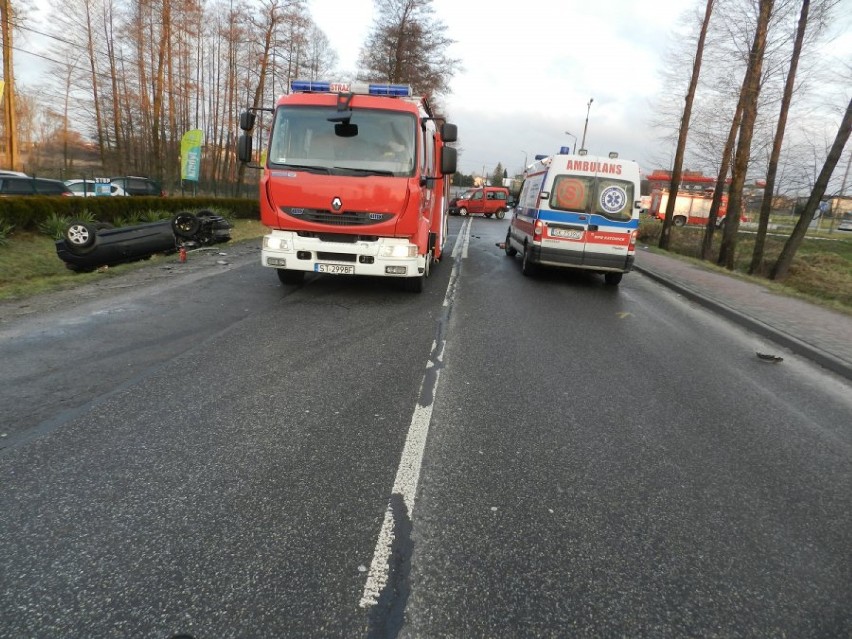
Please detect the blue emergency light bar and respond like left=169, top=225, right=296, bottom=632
left=289, top=80, right=412, bottom=97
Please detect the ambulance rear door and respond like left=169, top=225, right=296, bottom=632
left=545, top=169, right=638, bottom=272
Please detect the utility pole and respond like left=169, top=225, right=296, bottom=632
left=0, top=0, right=18, bottom=170
left=579, top=99, right=593, bottom=151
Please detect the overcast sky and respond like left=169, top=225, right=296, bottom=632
left=17, top=0, right=851, bottom=179
left=309, top=0, right=702, bottom=176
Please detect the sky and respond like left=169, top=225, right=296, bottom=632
left=15, top=0, right=851, bottom=180
left=308, top=0, right=703, bottom=176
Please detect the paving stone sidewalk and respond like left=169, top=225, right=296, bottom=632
left=634, top=248, right=852, bottom=382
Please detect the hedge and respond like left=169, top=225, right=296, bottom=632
left=0, top=196, right=260, bottom=232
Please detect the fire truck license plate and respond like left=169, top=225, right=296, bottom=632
left=551, top=228, right=584, bottom=239
left=315, top=263, right=355, bottom=274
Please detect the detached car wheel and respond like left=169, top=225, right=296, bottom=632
left=64, top=221, right=98, bottom=255
left=172, top=212, right=201, bottom=238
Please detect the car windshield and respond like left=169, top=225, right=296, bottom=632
left=267, top=106, right=416, bottom=178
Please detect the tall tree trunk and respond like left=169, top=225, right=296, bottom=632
left=749, top=0, right=809, bottom=275
left=770, top=96, right=852, bottom=280
left=659, top=0, right=714, bottom=250
left=235, top=2, right=278, bottom=194
left=151, top=0, right=171, bottom=181
left=135, top=3, right=152, bottom=172
left=104, top=3, right=124, bottom=173
left=718, top=0, right=774, bottom=270
left=701, top=100, right=743, bottom=260
left=83, top=0, right=106, bottom=167
left=1, top=0, right=19, bottom=170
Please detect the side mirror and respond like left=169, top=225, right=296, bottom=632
left=237, top=134, right=253, bottom=163
left=239, top=111, right=256, bottom=132
left=441, top=123, right=457, bottom=143
left=441, top=146, right=457, bottom=175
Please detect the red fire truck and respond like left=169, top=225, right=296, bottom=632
left=237, top=80, right=458, bottom=292
left=646, top=170, right=729, bottom=227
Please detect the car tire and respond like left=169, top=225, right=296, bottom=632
left=64, top=221, right=98, bottom=255
left=521, top=243, right=537, bottom=276
left=459, top=207, right=468, bottom=217
left=496, top=208, right=506, bottom=220
left=277, top=269, right=305, bottom=285
left=403, top=251, right=431, bottom=293
left=504, top=230, right=517, bottom=257
left=172, top=212, right=201, bottom=238
left=604, top=272, right=623, bottom=286
left=403, top=274, right=424, bottom=293
left=673, top=216, right=686, bottom=227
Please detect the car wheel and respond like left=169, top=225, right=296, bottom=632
left=277, top=269, right=305, bottom=285
left=459, top=207, right=468, bottom=217
left=604, top=272, right=623, bottom=286
left=673, top=216, right=686, bottom=227
left=403, top=274, right=425, bottom=293
left=64, top=221, right=98, bottom=255
left=496, top=208, right=506, bottom=220
left=172, top=212, right=201, bottom=238
left=504, top=230, right=517, bottom=257
left=403, top=251, right=430, bottom=293
left=521, top=243, right=537, bottom=276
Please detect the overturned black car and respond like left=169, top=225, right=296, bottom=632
left=56, top=211, right=232, bottom=272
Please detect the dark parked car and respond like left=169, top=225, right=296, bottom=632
left=55, top=211, right=232, bottom=271
left=109, top=176, right=165, bottom=197
left=0, top=176, right=72, bottom=196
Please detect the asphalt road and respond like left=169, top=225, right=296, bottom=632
left=1, top=217, right=850, bottom=638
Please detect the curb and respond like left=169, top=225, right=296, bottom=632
left=634, top=265, right=852, bottom=382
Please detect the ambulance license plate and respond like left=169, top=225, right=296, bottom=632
left=315, top=263, right=355, bottom=274
left=551, top=228, right=583, bottom=239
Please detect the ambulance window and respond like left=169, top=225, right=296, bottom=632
left=594, top=179, right=634, bottom=222
left=550, top=175, right=593, bottom=212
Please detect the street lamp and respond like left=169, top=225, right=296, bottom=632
left=563, top=132, right=577, bottom=154
left=580, top=98, right=593, bottom=152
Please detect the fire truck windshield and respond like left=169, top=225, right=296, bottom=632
left=268, top=106, right=417, bottom=177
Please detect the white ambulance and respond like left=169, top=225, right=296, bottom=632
left=504, top=149, right=641, bottom=285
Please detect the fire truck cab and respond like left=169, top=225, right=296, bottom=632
left=238, top=80, right=457, bottom=292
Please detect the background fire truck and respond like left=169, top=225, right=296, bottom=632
left=646, top=170, right=730, bottom=227
left=237, top=80, right=457, bottom=292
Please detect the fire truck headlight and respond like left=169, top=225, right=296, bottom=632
left=263, top=236, right=290, bottom=251
left=379, top=244, right=417, bottom=258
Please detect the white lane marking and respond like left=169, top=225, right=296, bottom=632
left=359, top=221, right=465, bottom=608
left=451, top=216, right=472, bottom=260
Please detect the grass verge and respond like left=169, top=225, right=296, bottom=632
left=0, top=219, right=268, bottom=302
left=638, top=218, right=852, bottom=314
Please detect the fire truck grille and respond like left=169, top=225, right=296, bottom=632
left=281, top=208, right=392, bottom=226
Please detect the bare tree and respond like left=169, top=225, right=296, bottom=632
left=748, top=0, right=810, bottom=275
left=658, top=0, right=714, bottom=251
left=357, top=0, right=459, bottom=97
left=717, top=0, right=774, bottom=270
left=770, top=96, right=851, bottom=279
left=700, top=100, right=743, bottom=260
